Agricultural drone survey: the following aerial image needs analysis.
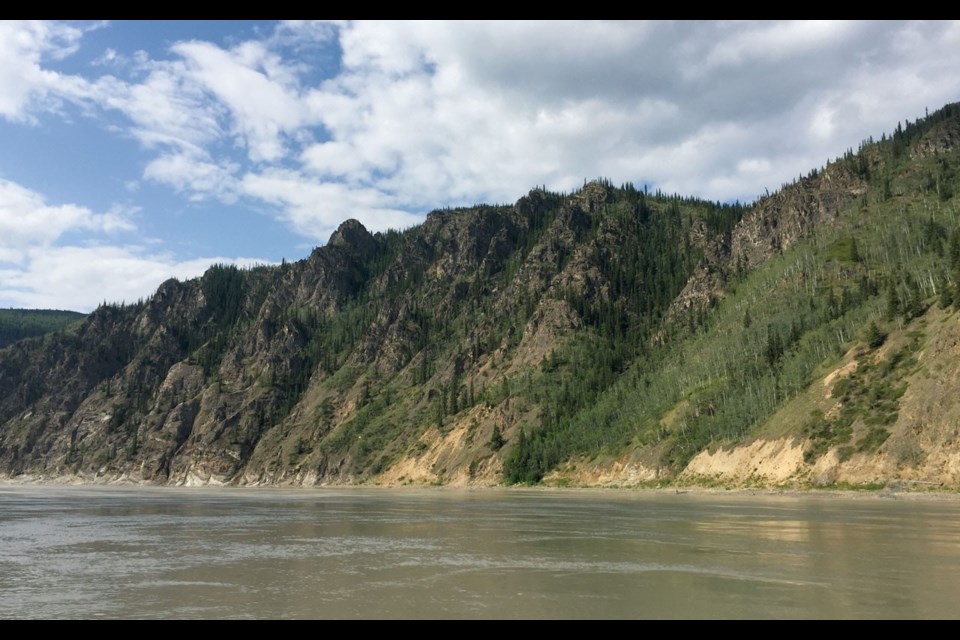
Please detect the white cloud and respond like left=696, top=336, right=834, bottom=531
left=0, top=178, right=134, bottom=263
left=704, top=21, right=860, bottom=69
left=0, top=26, right=228, bottom=154
left=296, top=20, right=960, bottom=213
left=143, top=152, right=239, bottom=203
left=257, top=19, right=960, bottom=228
left=91, top=47, right=118, bottom=67
left=241, top=169, right=421, bottom=241
left=0, top=20, right=86, bottom=122
left=90, top=66, right=226, bottom=154
left=0, top=176, right=268, bottom=312
left=171, top=39, right=311, bottom=162
left=272, top=20, right=341, bottom=49
left=0, top=245, right=268, bottom=311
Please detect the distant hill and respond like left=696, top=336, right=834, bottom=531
left=0, top=309, right=86, bottom=349
left=1, top=103, right=959, bottom=491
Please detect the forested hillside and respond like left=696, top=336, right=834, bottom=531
left=1, top=103, right=959, bottom=489
left=0, top=310, right=85, bottom=350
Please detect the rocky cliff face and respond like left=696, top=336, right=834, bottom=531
left=3, top=104, right=960, bottom=490
left=731, top=163, right=868, bottom=271
left=0, top=183, right=651, bottom=485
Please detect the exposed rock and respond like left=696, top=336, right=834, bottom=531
left=732, top=163, right=867, bottom=270
left=911, top=117, right=960, bottom=159
left=681, top=438, right=808, bottom=486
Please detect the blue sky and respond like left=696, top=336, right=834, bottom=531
left=2, top=20, right=960, bottom=312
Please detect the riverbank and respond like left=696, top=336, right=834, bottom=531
left=3, top=472, right=959, bottom=502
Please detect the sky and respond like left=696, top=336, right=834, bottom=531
left=1, top=20, right=959, bottom=312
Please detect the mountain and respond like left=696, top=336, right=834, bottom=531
left=2, top=103, right=959, bottom=490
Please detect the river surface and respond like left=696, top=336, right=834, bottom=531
left=1, top=484, right=958, bottom=619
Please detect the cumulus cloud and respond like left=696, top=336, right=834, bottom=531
left=241, top=169, right=421, bottom=241
left=0, top=178, right=134, bottom=263
left=0, top=245, right=268, bottom=311
left=143, top=152, right=240, bottom=203
left=0, top=20, right=87, bottom=122
left=703, top=21, right=861, bottom=69
left=11, top=21, right=960, bottom=215
left=90, top=64, right=226, bottom=154
left=0, top=176, right=268, bottom=311
left=292, top=19, right=960, bottom=209
left=170, top=39, right=312, bottom=162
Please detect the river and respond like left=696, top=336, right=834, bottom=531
left=1, top=485, right=958, bottom=619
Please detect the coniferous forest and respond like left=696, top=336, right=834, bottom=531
left=0, top=309, right=85, bottom=350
